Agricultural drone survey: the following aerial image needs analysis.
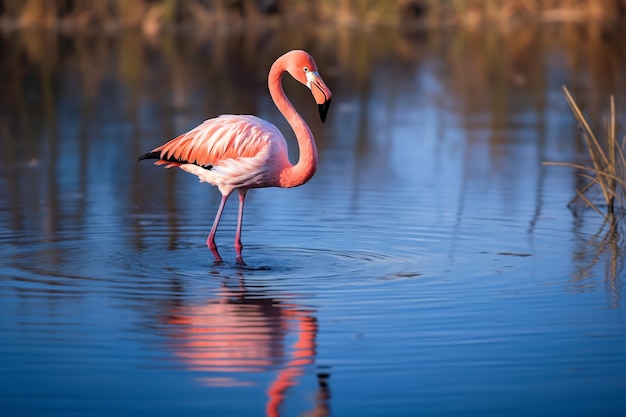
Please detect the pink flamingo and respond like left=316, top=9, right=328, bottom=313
left=139, top=50, right=332, bottom=264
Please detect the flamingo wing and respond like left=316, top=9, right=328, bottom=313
left=140, top=115, right=290, bottom=193
left=155, top=115, right=285, bottom=165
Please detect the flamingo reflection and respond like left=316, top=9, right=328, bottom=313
left=163, top=276, right=329, bottom=417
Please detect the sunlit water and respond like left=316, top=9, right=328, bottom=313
left=1, top=25, right=625, bottom=417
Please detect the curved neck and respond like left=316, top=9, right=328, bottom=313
left=269, top=57, right=318, bottom=188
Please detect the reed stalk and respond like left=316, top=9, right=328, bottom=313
left=544, top=86, right=626, bottom=219
left=2, top=0, right=626, bottom=30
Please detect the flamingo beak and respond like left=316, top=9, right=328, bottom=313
left=318, top=98, right=331, bottom=123
left=307, top=71, right=332, bottom=123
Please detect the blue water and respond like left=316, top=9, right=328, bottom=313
left=1, top=26, right=625, bottom=417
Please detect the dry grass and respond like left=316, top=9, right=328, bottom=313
left=0, top=0, right=625, bottom=31
left=545, top=86, right=626, bottom=219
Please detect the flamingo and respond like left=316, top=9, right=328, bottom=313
left=138, top=50, right=332, bottom=265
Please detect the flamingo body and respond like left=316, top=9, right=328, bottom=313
left=147, top=115, right=290, bottom=195
left=139, top=50, right=332, bottom=264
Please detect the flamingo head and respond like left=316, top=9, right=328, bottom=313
left=284, top=50, right=332, bottom=123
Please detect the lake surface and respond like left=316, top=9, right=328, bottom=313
left=1, top=24, right=625, bottom=416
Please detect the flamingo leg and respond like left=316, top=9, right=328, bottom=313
left=207, top=194, right=229, bottom=263
left=235, top=190, right=247, bottom=265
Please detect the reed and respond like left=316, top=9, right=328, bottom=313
left=1, top=0, right=625, bottom=30
left=545, top=86, right=626, bottom=219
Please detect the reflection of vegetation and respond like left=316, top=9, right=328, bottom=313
left=572, top=217, right=625, bottom=308
left=545, top=87, right=626, bottom=219
left=1, top=22, right=625, bottom=252
left=1, top=0, right=625, bottom=31
left=1, top=19, right=624, bottom=304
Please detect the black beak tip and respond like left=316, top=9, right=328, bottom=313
left=318, top=98, right=331, bottom=123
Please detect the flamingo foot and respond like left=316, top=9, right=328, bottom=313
left=207, top=236, right=223, bottom=263
left=235, top=240, right=245, bottom=265
left=211, top=250, right=223, bottom=264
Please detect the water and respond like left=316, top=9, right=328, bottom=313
left=1, top=25, right=625, bottom=417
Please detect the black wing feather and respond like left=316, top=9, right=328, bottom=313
left=137, top=151, right=212, bottom=170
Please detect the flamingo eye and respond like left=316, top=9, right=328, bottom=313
left=303, top=67, right=309, bottom=73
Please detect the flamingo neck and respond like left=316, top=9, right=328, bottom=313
left=269, top=57, right=318, bottom=188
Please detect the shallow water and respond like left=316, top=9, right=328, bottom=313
left=1, top=25, right=625, bottom=416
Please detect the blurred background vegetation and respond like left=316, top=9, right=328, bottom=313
left=1, top=0, right=625, bottom=33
